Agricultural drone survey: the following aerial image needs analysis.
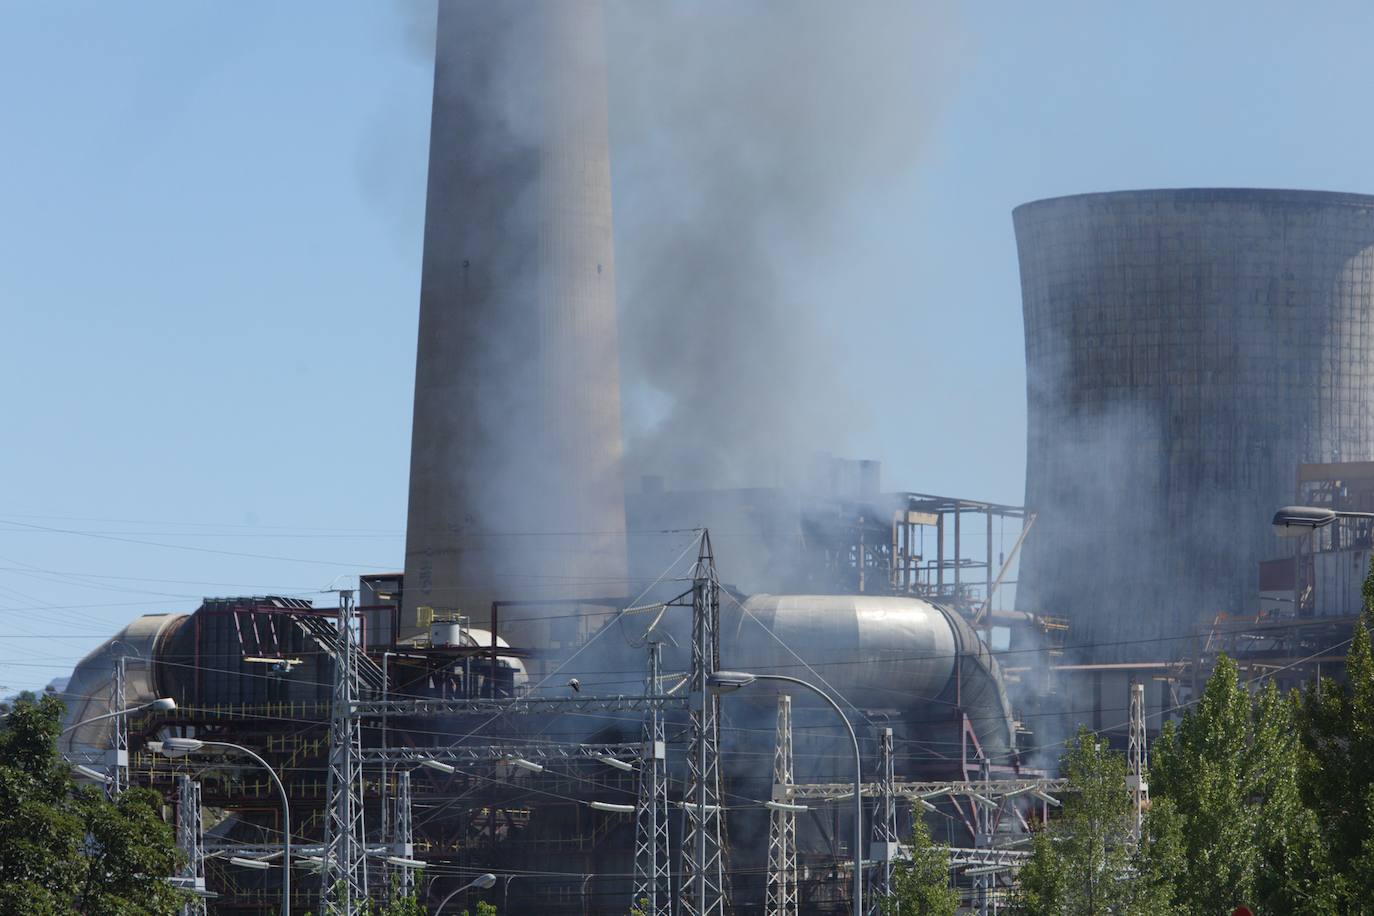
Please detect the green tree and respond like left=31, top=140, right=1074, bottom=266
left=1152, top=654, right=1337, bottom=915
left=0, top=694, right=183, bottom=915
left=878, top=815, right=958, bottom=916
left=1012, top=728, right=1178, bottom=916
left=1296, top=555, right=1374, bottom=910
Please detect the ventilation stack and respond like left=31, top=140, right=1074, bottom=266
left=1015, top=189, right=1374, bottom=662
left=402, top=0, right=628, bottom=646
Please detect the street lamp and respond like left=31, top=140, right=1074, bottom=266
left=418, top=757, right=457, bottom=775
left=1272, top=505, right=1374, bottom=535
left=707, top=670, right=864, bottom=916
left=59, top=697, right=176, bottom=734
left=155, top=737, right=291, bottom=916
left=229, top=857, right=272, bottom=870
left=434, top=873, right=497, bottom=915
left=588, top=800, right=637, bottom=814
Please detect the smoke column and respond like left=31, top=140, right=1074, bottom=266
left=607, top=0, right=963, bottom=490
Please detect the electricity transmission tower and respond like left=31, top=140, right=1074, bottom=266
left=176, top=775, right=206, bottom=916
left=680, top=532, right=727, bottom=916
left=633, top=642, right=671, bottom=916
left=391, top=769, right=415, bottom=899
left=868, top=727, right=898, bottom=916
left=321, top=591, right=368, bottom=912
left=1127, top=679, right=1149, bottom=845
left=108, top=654, right=129, bottom=798
left=766, top=694, right=799, bottom=916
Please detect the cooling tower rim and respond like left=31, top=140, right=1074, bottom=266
left=1014, top=187, right=1374, bottom=217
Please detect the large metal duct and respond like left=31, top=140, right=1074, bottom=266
left=724, top=594, right=1016, bottom=762
left=58, top=613, right=186, bottom=759
left=1015, top=189, right=1374, bottom=663
left=402, top=0, right=628, bottom=645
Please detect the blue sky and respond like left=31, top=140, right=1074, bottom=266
left=3, top=0, right=1374, bottom=690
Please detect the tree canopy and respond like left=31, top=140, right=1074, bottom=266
left=880, top=814, right=959, bottom=916
left=0, top=694, right=183, bottom=915
left=1012, top=728, right=1178, bottom=916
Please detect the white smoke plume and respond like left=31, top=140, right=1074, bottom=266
left=606, top=0, right=965, bottom=489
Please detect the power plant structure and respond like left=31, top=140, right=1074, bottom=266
left=402, top=0, right=629, bottom=652
left=1016, top=188, right=1374, bottom=671
left=56, top=3, right=1041, bottom=913
left=44, top=2, right=1374, bottom=912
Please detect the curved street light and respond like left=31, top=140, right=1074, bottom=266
left=155, top=736, right=291, bottom=916
left=59, top=697, right=176, bottom=734
left=707, top=670, right=863, bottom=916
left=1272, top=505, right=1374, bottom=535
left=434, top=873, right=497, bottom=915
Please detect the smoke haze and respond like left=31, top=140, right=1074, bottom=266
left=606, top=0, right=964, bottom=489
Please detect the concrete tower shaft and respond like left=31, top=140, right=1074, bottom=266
left=403, top=0, right=627, bottom=642
left=1015, top=188, right=1374, bottom=662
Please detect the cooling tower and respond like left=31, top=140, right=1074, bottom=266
left=402, top=0, right=627, bottom=643
left=1015, top=189, right=1374, bottom=663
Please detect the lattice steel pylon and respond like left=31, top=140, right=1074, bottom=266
left=109, top=654, right=128, bottom=798
left=176, top=775, right=206, bottom=916
left=868, top=727, right=898, bottom=916
left=391, top=769, right=415, bottom=900
left=972, top=759, right=997, bottom=916
left=1127, top=679, right=1149, bottom=845
left=680, top=531, right=727, bottom=916
left=634, top=642, right=671, bottom=916
left=321, top=591, right=369, bottom=912
left=766, top=694, right=799, bottom=916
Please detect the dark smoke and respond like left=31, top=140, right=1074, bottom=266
left=606, top=0, right=963, bottom=489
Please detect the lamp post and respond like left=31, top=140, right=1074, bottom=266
left=60, top=696, right=176, bottom=734
left=155, top=737, right=291, bottom=916
left=1271, top=505, right=1374, bottom=534
left=61, top=696, right=175, bottom=795
left=1272, top=506, right=1374, bottom=614
left=707, top=671, right=863, bottom=916
left=434, top=873, right=497, bottom=914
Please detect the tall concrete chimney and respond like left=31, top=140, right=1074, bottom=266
left=402, top=0, right=628, bottom=645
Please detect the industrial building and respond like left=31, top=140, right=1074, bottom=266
left=48, top=3, right=1374, bottom=914
left=1016, top=188, right=1374, bottom=668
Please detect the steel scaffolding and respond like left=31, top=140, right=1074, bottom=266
left=1127, top=680, right=1149, bottom=845
left=110, top=655, right=128, bottom=798
left=176, top=775, right=206, bottom=916
left=391, top=769, right=415, bottom=899
left=320, top=591, right=368, bottom=912
left=766, top=694, right=798, bottom=916
left=633, top=642, right=671, bottom=916
left=868, top=727, right=898, bottom=916
left=680, top=532, right=727, bottom=916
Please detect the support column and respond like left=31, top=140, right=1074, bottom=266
left=766, top=694, right=798, bottom=916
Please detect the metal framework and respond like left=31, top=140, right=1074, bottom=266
left=868, top=728, right=898, bottom=916
left=176, top=775, right=206, bottom=916
left=680, top=532, right=727, bottom=916
left=790, top=779, right=1067, bottom=803
left=355, top=694, right=684, bottom=718
left=766, top=694, right=798, bottom=916
left=887, top=494, right=1035, bottom=622
left=110, top=655, right=128, bottom=797
left=633, top=642, right=671, bottom=916
left=391, top=769, right=415, bottom=900
left=361, top=741, right=644, bottom=766
left=1127, top=680, right=1148, bottom=845
left=320, top=591, right=368, bottom=911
